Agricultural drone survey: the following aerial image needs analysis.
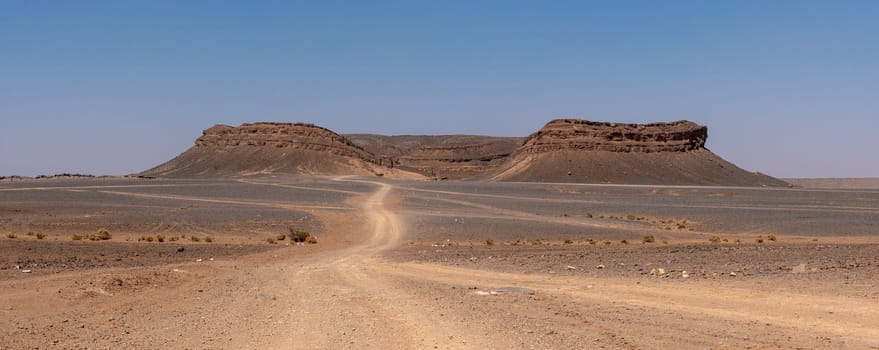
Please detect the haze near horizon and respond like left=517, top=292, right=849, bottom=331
left=1, top=1, right=877, bottom=178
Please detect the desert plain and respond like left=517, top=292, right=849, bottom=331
left=1, top=175, right=877, bottom=349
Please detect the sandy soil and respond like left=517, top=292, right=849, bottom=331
left=1, top=176, right=877, bottom=349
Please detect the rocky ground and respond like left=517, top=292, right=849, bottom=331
left=1, top=176, right=877, bottom=349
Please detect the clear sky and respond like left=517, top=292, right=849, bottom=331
left=1, top=1, right=877, bottom=178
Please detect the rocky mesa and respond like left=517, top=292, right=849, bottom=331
left=141, top=122, right=413, bottom=178
left=490, top=119, right=787, bottom=186
left=141, top=119, right=788, bottom=187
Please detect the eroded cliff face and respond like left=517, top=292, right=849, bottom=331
left=195, top=123, right=376, bottom=163
left=518, top=119, right=707, bottom=154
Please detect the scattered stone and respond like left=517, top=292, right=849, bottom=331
left=596, top=264, right=605, bottom=269
left=681, top=271, right=689, bottom=278
left=196, top=259, right=203, bottom=262
left=730, top=272, right=737, bottom=277
left=493, top=287, right=535, bottom=295
left=657, top=268, right=667, bottom=277
left=565, top=265, right=577, bottom=270
left=21, top=269, right=32, bottom=273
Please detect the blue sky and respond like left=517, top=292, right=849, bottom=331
left=1, top=1, right=877, bottom=178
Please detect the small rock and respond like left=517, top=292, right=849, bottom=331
left=596, top=264, right=605, bottom=269
left=657, top=268, right=667, bottom=276
left=730, top=272, right=737, bottom=277
left=21, top=269, right=32, bottom=273
left=176, top=247, right=185, bottom=252
left=196, top=259, right=203, bottom=262
left=566, top=265, right=577, bottom=270
left=681, top=271, right=689, bottom=278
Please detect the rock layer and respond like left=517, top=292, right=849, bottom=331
left=518, top=119, right=707, bottom=154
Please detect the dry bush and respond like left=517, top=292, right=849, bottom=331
left=266, top=237, right=277, bottom=244
left=35, top=232, right=47, bottom=239
left=563, top=239, right=573, bottom=244
left=709, top=236, right=721, bottom=244
left=156, top=235, right=165, bottom=243
left=768, top=234, right=777, bottom=242
left=168, top=236, right=178, bottom=242
left=756, top=235, right=764, bottom=244
left=642, top=235, right=655, bottom=243
left=204, top=236, right=213, bottom=243
left=72, top=234, right=84, bottom=241
left=91, top=229, right=112, bottom=241
left=485, top=239, right=494, bottom=246
left=26, top=232, right=35, bottom=236
left=190, top=236, right=201, bottom=242
left=276, top=234, right=287, bottom=241
left=288, top=227, right=317, bottom=244
left=620, top=239, right=629, bottom=244
left=6, top=233, right=16, bottom=239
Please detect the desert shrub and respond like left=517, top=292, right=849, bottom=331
left=6, top=233, right=16, bottom=239
left=145, top=236, right=154, bottom=242
left=620, top=239, right=629, bottom=244
left=709, top=236, right=721, bottom=244
left=168, top=236, right=178, bottom=242
left=734, top=239, right=742, bottom=243
left=584, top=213, right=593, bottom=218
left=204, top=236, right=213, bottom=243
left=756, top=235, right=764, bottom=244
left=563, top=239, right=573, bottom=244
left=767, top=234, right=777, bottom=242
left=603, top=240, right=611, bottom=245
left=484, top=239, right=494, bottom=246
left=289, top=227, right=318, bottom=244
left=190, top=236, right=200, bottom=242
left=72, top=234, right=84, bottom=240
left=626, top=215, right=636, bottom=221
left=91, top=229, right=112, bottom=241
left=588, top=239, right=596, bottom=245
left=26, top=232, right=35, bottom=236
left=156, top=235, right=165, bottom=243
left=266, top=237, right=277, bottom=244
left=276, top=234, right=287, bottom=241
left=35, top=232, right=47, bottom=239
left=642, top=235, right=655, bottom=243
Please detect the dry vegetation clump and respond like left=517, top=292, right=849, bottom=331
left=564, top=239, right=573, bottom=244
left=642, top=235, right=655, bottom=243
left=204, top=236, right=213, bottom=243
left=35, top=232, right=47, bottom=239
left=620, top=239, right=629, bottom=244
left=6, top=233, right=16, bottom=239
left=276, top=234, right=287, bottom=241
left=484, top=239, right=494, bottom=246
left=266, top=237, right=277, bottom=244
left=709, top=236, right=721, bottom=244
left=756, top=235, right=764, bottom=244
left=91, top=229, right=112, bottom=241
left=72, top=234, right=84, bottom=240
left=768, top=234, right=777, bottom=242
left=288, top=227, right=317, bottom=244
left=190, top=236, right=201, bottom=242
left=156, top=235, right=166, bottom=242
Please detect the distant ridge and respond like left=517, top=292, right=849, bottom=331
left=141, top=119, right=788, bottom=186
